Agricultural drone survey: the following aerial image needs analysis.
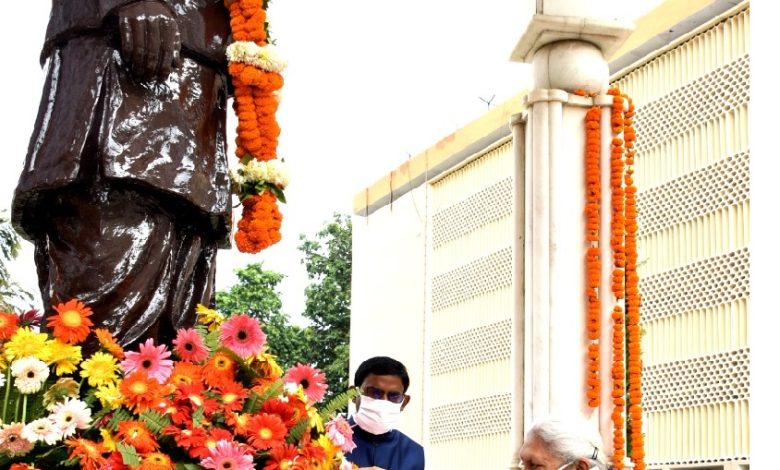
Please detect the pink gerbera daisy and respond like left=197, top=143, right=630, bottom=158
left=283, top=363, right=328, bottom=403
left=200, top=439, right=254, bottom=470
left=121, top=338, right=174, bottom=383
left=173, top=328, right=209, bottom=362
left=219, top=314, right=266, bottom=359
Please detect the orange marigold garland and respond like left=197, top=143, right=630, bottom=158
left=225, top=0, right=289, bottom=253
left=607, top=87, right=627, bottom=470
left=623, top=94, right=645, bottom=470
left=603, top=87, right=645, bottom=470
left=584, top=106, right=601, bottom=408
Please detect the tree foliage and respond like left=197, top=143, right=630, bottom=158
left=298, top=213, right=352, bottom=398
left=0, top=212, right=31, bottom=311
left=215, top=263, right=311, bottom=369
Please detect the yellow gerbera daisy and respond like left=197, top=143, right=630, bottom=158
left=4, top=327, right=51, bottom=362
left=100, top=428, right=117, bottom=452
left=81, top=352, right=120, bottom=388
left=196, top=304, right=224, bottom=332
left=47, top=340, right=82, bottom=375
left=95, top=381, right=123, bottom=410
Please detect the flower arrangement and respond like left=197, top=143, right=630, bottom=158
left=224, top=0, right=288, bottom=254
left=0, top=302, right=359, bottom=469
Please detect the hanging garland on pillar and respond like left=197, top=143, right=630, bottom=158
left=584, top=105, right=602, bottom=408
left=599, top=87, right=644, bottom=470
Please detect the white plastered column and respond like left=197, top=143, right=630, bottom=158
left=509, top=9, right=633, bottom=464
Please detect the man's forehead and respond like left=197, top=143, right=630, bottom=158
left=363, top=373, right=404, bottom=389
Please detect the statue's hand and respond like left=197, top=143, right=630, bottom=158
left=118, top=1, right=181, bottom=81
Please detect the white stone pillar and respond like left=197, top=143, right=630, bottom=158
left=509, top=3, right=633, bottom=457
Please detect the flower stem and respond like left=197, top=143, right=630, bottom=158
left=2, top=367, right=11, bottom=422
left=21, top=394, right=27, bottom=424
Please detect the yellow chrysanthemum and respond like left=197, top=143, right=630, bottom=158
left=4, top=327, right=51, bottom=362
left=196, top=304, right=224, bottom=332
left=95, top=381, right=123, bottom=409
left=316, top=434, right=339, bottom=459
left=80, top=352, right=120, bottom=387
left=100, top=428, right=117, bottom=452
left=47, top=340, right=82, bottom=376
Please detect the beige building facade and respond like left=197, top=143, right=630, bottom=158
left=350, top=0, right=751, bottom=468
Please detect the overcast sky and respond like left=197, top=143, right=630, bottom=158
left=0, top=1, right=660, bottom=323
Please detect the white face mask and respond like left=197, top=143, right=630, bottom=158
left=354, top=395, right=403, bottom=435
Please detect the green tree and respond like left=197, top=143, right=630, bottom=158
left=0, top=211, right=31, bottom=311
left=298, top=213, right=352, bottom=398
left=215, top=263, right=311, bottom=368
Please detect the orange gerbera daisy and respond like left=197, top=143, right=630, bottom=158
left=247, top=413, right=287, bottom=450
left=225, top=411, right=252, bottom=436
left=94, top=328, right=124, bottom=359
left=66, top=438, right=107, bottom=470
left=119, top=371, right=163, bottom=413
left=139, top=452, right=173, bottom=470
left=216, top=379, right=248, bottom=412
left=48, top=299, right=93, bottom=344
left=169, top=361, right=202, bottom=388
left=117, top=420, right=159, bottom=453
left=0, top=312, right=18, bottom=340
left=202, top=351, right=236, bottom=387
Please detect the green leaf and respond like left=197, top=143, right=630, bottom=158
left=175, top=464, right=204, bottom=470
left=257, top=380, right=284, bottom=402
left=319, top=387, right=360, bottom=421
left=107, top=408, right=134, bottom=431
left=192, top=406, right=205, bottom=428
left=117, top=442, right=141, bottom=466
left=240, top=154, right=253, bottom=165
left=286, top=418, right=311, bottom=444
left=140, top=409, right=172, bottom=434
left=268, top=185, right=287, bottom=204
left=204, top=329, right=220, bottom=351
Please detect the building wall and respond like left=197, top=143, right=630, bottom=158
left=350, top=183, right=429, bottom=443
left=427, top=140, right=517, bottom=469
left=611, top=4, right=750, bottom=468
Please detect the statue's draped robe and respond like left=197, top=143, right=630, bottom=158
left=12, top=0, right=232, bottom=347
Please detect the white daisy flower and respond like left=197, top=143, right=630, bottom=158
left=50, top=398, right=91, bottom=437
left=21, top=417, right=62, bottom=445
left=10, top=357, right=49, bottom=394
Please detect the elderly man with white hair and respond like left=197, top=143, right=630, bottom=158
left=512, top=416, right=611, bottom=470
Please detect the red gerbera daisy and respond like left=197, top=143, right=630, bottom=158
left=262, top=443, right=300, bottom=470
left=190, top=428, right=234, bottom=460
left=0, top=312, right=18, bottom=340
left=48, top=299, right=93, bottom=344
left=283, top=363, right=328, bottom=403
left=172, top=328, right=209, bottom=362
left=116, top=420, right=159, bottom=453
left=261, top=397, right=305, bottom=429
left=219, top=314, right=266, bottom=358
left=169, top=361, right=203, bottom=388
left=247, top=413, right=288, bottom=450
left=162, top=426, right=207, bottom=452
left=225, top=411, right=253, bottom=436
left=65, top=438, right=107, bottom=470
left=216, top=380, right=248, bottom=413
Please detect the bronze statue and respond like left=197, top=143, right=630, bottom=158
left=12, top=0, right=232, bottom=348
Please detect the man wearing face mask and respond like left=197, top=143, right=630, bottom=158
left=346, top=356, right=425, bottom=470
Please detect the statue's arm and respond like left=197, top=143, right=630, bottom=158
left=112, top=1, right=181, bottom=81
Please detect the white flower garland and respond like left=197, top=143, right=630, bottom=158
left=230, top=159, right=290, bottom=190
left=226, top=42, right=287, bottom=74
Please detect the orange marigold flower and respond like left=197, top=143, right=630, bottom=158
left=247, top=413, right=288, bottom=450
left=202, top=351, right=236, bottom=387
left=119, top=371, right=163, bottom=413
left=139, top=452, right=173, bottom=470
left=66, top=438, right=107, bottom=470
left=94, top=328, right=124, bottom=359
left=48, top=299, right=93, bottom=344
left=0, top=311, right=18, bottom=340
left=117, top=420, right=159, bottom=454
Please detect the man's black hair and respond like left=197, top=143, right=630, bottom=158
left=354, top=356, right=410, bottom=392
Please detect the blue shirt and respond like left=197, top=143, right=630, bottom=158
left=346, top=418, right=425, bottom=470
